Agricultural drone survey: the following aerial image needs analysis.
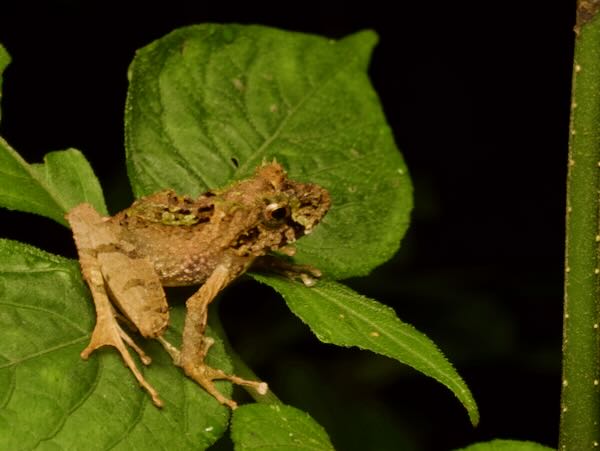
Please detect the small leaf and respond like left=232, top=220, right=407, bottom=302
left=253, top=275, right=480, bottom=426
left=0, top=239, right=232, bottom=450
left=0, top=143, right=107, bottom=225
left=125, top=24, right=412, bottom=279
left=231, top=404, right=335, bottom=451
left=0, top=43, right=10, bottom=123
left=454, top=439, right=555, bottom=451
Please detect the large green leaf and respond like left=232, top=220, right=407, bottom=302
left=0, top=239, right=232, bottom=450
left=125, top=24, right=412, bottom=280
left=231, top=404, right=335, bottom=450
left=0, top=142, right=108, bottom=225
left=254, top=275, right=479, bottom=426
left=125, top=23, right=476, bottom=425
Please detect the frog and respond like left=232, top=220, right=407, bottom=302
left=65, top=162, right=330, bottom=409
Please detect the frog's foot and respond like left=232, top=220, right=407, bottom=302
left=161, top=336, right=267, bottom=409
left=253, top=255, right=322, bottom=287
left=82, top=309, right=163, bottom=408
left=183, top=362, right=268, bottom=409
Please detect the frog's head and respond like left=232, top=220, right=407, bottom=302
left=257, top=162, right=330, bottom=237
left=221, top=161, right=330, bottom=254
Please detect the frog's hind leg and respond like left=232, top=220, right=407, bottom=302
left=66, top=204, right=163, bottom=407
left=81, top=272, right=164, bottom=407
left=180, top=263, right=268, bottom=409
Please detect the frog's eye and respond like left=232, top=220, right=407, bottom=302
left=264, top=202, right=290, bottom=226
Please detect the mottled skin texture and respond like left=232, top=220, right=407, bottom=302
left=66, top=162, right=330, bottom=408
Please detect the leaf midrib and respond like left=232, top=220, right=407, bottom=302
left=236, top=43, right=360, bottom=176
left=303, top=282, right=475, bottom=405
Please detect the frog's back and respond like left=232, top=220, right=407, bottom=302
left=111, top=190, right=225, bottom=286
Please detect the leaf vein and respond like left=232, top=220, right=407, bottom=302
left=0, top=300, right=88, bottom=334
left=106, top=378, right=148, bottom=450
left=35, top=357, right=103, bottom=447
left=0, top=366, right=16, bottom=408
left=0, top=336, right=88, bottom=370
left=236, top=44, right=360, bottom=174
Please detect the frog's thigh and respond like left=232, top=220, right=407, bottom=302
left=97, top=252, right=169, bottom=338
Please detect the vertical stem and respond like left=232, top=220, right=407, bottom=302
left=560, top=2, right=600, bottom=449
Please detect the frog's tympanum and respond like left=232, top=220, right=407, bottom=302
left=66, top=162, right=330, bottom=408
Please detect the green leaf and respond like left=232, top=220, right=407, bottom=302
left=0, top=143, right=108, bottom=225
left=253, top=276, right=480, bottom=426
left=231, top=404, right=335, bottom=451
left=454, top=439, right=555, bottom=451
left=125, top=24, right=412, bottom=279
left=0, top=43, right=10, bottom=123
left=124, top=23, right=476, bottom=427
left=0, top=239, right=232, bottom=450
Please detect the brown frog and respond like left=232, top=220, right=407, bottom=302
left=66, top=162, right=330, bottom=409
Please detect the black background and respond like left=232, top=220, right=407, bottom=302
left=0, top=2, right=574, bottom=450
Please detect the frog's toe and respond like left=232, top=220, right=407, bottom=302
left=82, top=316, right=163, bottom=407
left=183, top=363, right=268, bottom=409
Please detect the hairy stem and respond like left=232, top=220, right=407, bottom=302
left=559, top=2, right=600, bottom=449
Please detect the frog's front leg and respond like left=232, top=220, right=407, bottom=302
left=179, top=262, right=268, bottom=409
left=66, top=204, right=165, bottom=407
left=252, top=254, right=323, bottom=287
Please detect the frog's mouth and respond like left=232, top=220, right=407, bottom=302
left=232, top=227, right=260, bottom=250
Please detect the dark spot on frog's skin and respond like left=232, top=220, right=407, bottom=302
left=292, top=222, right=306, bottom=238
left=231, top=157, right=239, bottom=168
left=193, top=205, right=214, bottom=223
left=232, top=227, right=259, bottom=249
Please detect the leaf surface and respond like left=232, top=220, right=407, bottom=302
left=253, top=275, right=480, bottom=426
left=0, top=239, right=232, bottom=450
left=231, top=404, right=335, bottom=451
left=125, top=24, right=412, bottom=279
left=0, top=143, right=108, bottom=225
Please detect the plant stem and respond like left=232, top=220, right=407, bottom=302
left=560, top=2, right=600, bottom=449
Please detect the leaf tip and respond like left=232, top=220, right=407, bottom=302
left=342, top=29, right=379, bottom=67
left=355, top=29, right=380, bottom=47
